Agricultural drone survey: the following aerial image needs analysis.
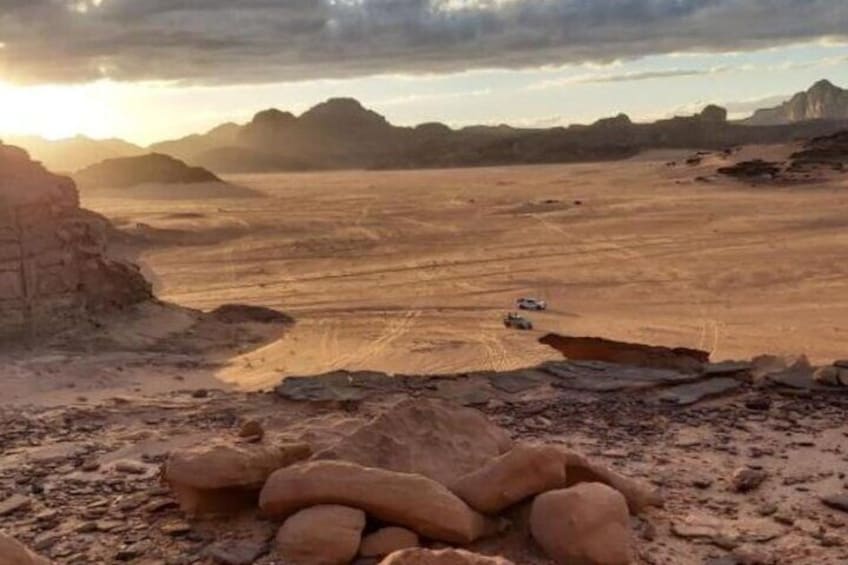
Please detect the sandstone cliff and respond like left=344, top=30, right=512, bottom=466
left=0, top=143, right=152, bottom=340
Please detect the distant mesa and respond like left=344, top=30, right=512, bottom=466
left=74, top=153, right=220, bottom=189
left=742, top=79, right=848, bottom=126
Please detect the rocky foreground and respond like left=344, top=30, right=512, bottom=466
left=1, top=350, right=847, bottom=565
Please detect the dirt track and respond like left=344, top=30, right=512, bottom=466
left=83, top=148, right=848, bottom=389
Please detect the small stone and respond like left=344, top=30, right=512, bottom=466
left=205, top=540, right=269, bottom=565
left=80, top=459, right=100, bottom=472
left=0, top=493, right=31, bottom=516
left=731, top=468, right=768, bottom=493
left=192, top=389, right=209, bottom=398
left=160, top=520, right=192, bottom=536
left=821, top=494, right=848, bottom=514
left=115, top=541, right=150, bottom=561
left=114, top=460, right=148, bottom=475
left=238, top=419, right=265, bottom=442
left=744, top=397, right=771, bottom=411
left=756, top=502, right=778, bottom=517
left=693, top=477, right=714, bottom=489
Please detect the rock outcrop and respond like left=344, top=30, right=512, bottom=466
left=744, top=80, right=848, bottom=125
left=530, top=483, right=633, bottom=565
left=0, top=143, right=152, bottom=340
left=538, top=333, right=708, bottom=373
left=315, top=398, right=513, bottom=485
left=259, top=460, right=495, bottom=544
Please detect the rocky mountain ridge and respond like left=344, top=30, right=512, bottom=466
left=742, top=79, right=848, bottom=126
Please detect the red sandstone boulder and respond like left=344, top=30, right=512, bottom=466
left=259, top=460, right=495, bottom=544
left=530, top=483, right=633, bottom=565
left=314, top=398, right=513, bottom=486
left=450, top=444, right=567, bottom=514
left=275, top=505, right=365, bottom=565
left=164, top=439, right=311, bottom=516
left=561, top=450, right=662, bottom=514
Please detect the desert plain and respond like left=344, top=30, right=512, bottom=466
left=80, top=146, right=848, bottom=390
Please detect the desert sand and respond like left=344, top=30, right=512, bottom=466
left=80, top=147, right=848, bottom=390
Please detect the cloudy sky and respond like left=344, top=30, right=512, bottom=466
left=0, top=0, right=846, bottom=144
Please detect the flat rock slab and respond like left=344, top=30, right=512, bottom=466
left=701, top=361, right=753, bottom=377
left=657, top=378, right=743, bottom=405
left=765, top=367, right=846, bottom=392
left=485, top=370, right=550, bottom=393
left=542, top=360, right=700, bottom=392
left=275, top=370, right=402, bottom=402
left=0, top=494, right=31, bottom=516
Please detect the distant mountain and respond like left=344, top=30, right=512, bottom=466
left=148, top=89, right=848, bottom=174
left=74, top=153, right=221, bottom=190
left=4, top=135, right=145, bottom=173
left=742, top=80, right=848, bottom=126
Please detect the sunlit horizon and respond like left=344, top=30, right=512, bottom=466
left=0, top=40, right=846, bottom=146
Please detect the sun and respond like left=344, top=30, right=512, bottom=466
left=0, top=80, right=113, bottom=140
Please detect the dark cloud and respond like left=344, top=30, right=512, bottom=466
left=0, top=0, right=846, bottom=84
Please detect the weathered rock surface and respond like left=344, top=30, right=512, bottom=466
left=315, top=398, right=513, bottom=485
left=164, top=439, right=311, bottom=516
left=562, top=450, right=662, bottom=514
left=538, top=333, right=708, bottom=373
left=0, top=532, right=52, bottom=565
left=259, top=460, right=494, bottom=544
left=275, top=505, right=365, bottom=565
left=530, top=483, right=633, bottom=565
left=379, top=548, right=515, bottom=565
left=0, top=143, right=152, bottom=339
left=450, top=444, right=567, bottom=514
left=359, top=527, right=420, bottom=558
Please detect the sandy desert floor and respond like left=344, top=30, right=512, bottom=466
left=81, top=147, right=848, bottom=390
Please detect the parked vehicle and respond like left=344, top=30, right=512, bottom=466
left=503, top=312, right=533, bottom=330
left=517, top=297, right=547, bottom=311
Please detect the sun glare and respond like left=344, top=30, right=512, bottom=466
left=0, top=81, right=115, bottom=140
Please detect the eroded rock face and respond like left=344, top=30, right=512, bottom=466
left=538, top=334, right=708, bottom=373
left=450, top=444, right=567, bottom=514
left=0, top=532, right=52, bottom=565
left=164, top=439, right=311, bottom=516
left=275, top=505, right=365, bottom=565
left=0, top=143, right=152, bottom=340
left=530, top=483, right=633, bottom=565
left=379, top=548, right=515, bottom=565
left=314, top=398, right=513, bottom=486
left=259, top=460, right=495, bottom=544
